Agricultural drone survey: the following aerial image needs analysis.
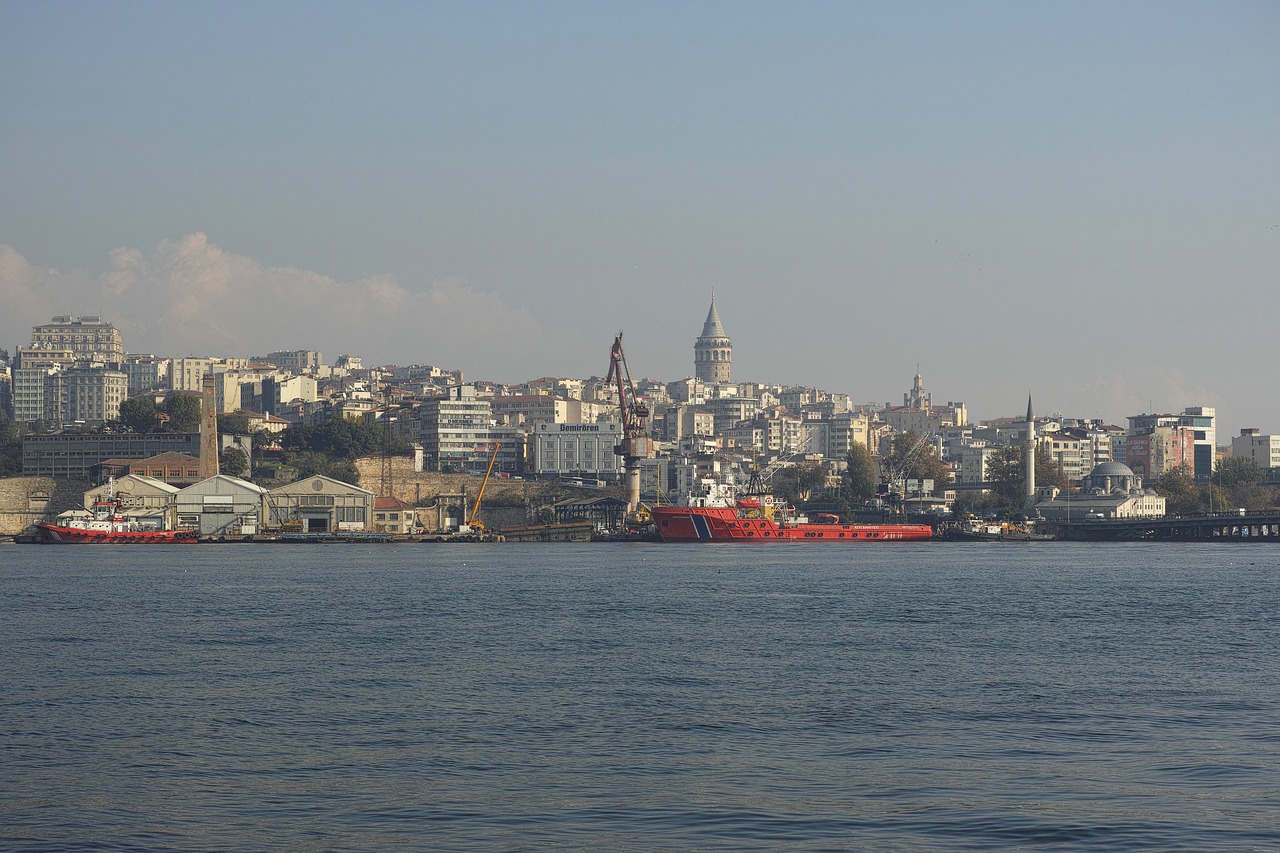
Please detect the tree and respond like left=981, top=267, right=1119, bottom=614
left=952, top=488, right=1002, bottom=519
left=984, top=443, right=1068, bottom=511
left=771, top=466, right=803, bottom=505
left=843, top=442, right=877, bottom=504
left=220, top=446, right=250, bottom=477
left=1154, top=467, right=1204, bottom=516
left=117, top=396, right=160, bottom=433
left=1034, top=444, right=1071, bottom=492
left=887, top=430, right=950, bottom=495
left=163, top=394, right=203, bottom=433
left=1229, top=482, right=1276, bottom=512
left=217, top=413, right=253, bottom=437
left=281, top=417, right=388, bottom=460
left=288, top=451, right=359, bottom=485
left=1215, top=457, right=1264, bottom=489
left=794, top=461, right=829, bottom=501
left=984, top=444, right=1025, bottom=509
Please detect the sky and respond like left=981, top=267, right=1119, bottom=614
left=2, top=1, right=1277, bottom=434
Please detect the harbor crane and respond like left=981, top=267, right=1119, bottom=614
left=459, top=442, right=501, bottom=536
left=606, top=332, right=653, bottom=516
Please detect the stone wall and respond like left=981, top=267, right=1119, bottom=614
left=353, top=456, right=535, bottom=507
left=0, top=477, right=93, bottom=535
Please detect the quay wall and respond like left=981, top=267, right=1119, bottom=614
left=0, top=477, right=93, bottom=535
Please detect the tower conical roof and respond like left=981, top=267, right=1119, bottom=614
left=700, top=296, right=726, bottom=339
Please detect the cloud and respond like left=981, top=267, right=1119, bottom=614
left=1, top=234, right=581, bottom=377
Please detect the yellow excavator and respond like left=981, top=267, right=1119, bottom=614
left=459, top=443, right=500, bottom=535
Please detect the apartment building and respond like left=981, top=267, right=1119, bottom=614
left=1231, top=429, right=1280, bottom=471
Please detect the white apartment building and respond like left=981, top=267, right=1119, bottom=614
left=123, top=355, right=169, bottom=396
left=1231, top=429, right=1280, bottom=471
left=959, top=445, right=998, bottom=484
left=826, top=412, right=872, bottom=461
left=419, top=385, right=494, bottom=473
left=63, top=365, right=128, bottom=424
left=31, top=315, right=124, bottom=364
left=1038, top=430, right=1091, bottom=482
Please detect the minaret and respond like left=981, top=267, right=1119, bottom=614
left=1024, top=394, right=1036, bottom=512
left=694, top=293, right=732, bottom=384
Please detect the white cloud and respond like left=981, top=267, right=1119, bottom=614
left=1, top=234, right=584, bottom=377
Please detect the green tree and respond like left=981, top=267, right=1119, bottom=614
left=985, top=443, right=1068, bottom=510
left=117, top=396, right=160, bottom=433
left=1215, top=457, right=1264, bottom=489
left=843, top=442, right=877, bottom=504
left=164, top=394, right=203, bottom=433
left=287, top=451, right=359, bottom=485
left=952, top=489, right=1003, bottom=519
left=1154, top=467, right=1204, bottom=516
left=1207, top=457, right=1277, bottom=511
left=887, top=431, right=950, bottom=495
left=1229, top=482, right=1276, bottom=512
left=771, top=466, right=803, bottom=505
left=985, top=444, right=1026, bottom=510
left=770, top=460, right=829, bottom=505
left=217, top=413, right=253, bottom=437
left=1034, top=444, right=1071, bottom=492
left=219, top=446, right=250, bottom=477
left=282, top=417, right=389, bottom=460
left=794, top=461, right=828, bottom=501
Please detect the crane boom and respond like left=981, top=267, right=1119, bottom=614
left=462, top=442, right=501, bottom=533
left=607, top=332, right=652, bottom=515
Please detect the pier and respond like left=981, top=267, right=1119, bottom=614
left=1058, top=511, right=1280, bottom=542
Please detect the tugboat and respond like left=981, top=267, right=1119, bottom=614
left=651, top=481, right=933, bottom=543
left=946, top=518, right=1056, bottom=542
left=36, top=481, right=197, bottom=544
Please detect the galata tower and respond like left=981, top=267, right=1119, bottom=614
left=694, top=294, right=732, bottom=384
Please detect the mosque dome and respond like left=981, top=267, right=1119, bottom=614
left=1086, top=461, right=1140, bottom=495
left=1090, top=462, right=1135, bottom=478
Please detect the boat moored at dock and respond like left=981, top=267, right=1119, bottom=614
left=35, top=482, right=197, bottom=544
left=652, top=483, right=933, bottom=543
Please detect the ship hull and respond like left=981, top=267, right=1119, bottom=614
left=35, top=523, right=199, bottom=544
left=652, top=507, right=933, bottom=542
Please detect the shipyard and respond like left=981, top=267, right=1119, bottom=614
left=1, top=302, right=1277, bottom=545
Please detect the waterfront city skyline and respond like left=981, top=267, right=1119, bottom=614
left=2, top=2, right=1277, bottom=433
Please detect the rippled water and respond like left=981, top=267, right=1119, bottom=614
left=3, top=542, right=1279, bottom=851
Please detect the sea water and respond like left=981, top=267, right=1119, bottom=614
left=2, top=542, right=1279, bottom=851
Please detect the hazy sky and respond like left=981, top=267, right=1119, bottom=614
left=2, top=2, right=1277, bottom=433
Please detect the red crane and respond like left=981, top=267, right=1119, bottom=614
left=607, top=332, right=653, bottom=514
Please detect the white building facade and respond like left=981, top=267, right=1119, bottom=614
left=533, top=421, right=622, bottom=480
left=1231, top=429, right=1280, bottom=471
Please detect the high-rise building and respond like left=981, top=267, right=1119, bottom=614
left=63, top=365, right=128, bottom=424
left=419, top=385, right=494, bottom=472
left=254, top=350, right=323, bottom=374
left=1127, top=407, right=1216, bottom=480
left=694, top=295, right=732, bottom=384
left=13, top=316, right=127, bottom=425
left=30, top=315, right=124, bottom=365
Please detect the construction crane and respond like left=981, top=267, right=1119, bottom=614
left=606, top=332, right=653, bottom=516
left=881, top=430, right=934, bottom=510
left=460, top=442, right=501, bottom=535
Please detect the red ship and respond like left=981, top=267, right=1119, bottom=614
left=36, top=487, right=198, bottom=544
left=652, top=483, right=933, bottom=543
